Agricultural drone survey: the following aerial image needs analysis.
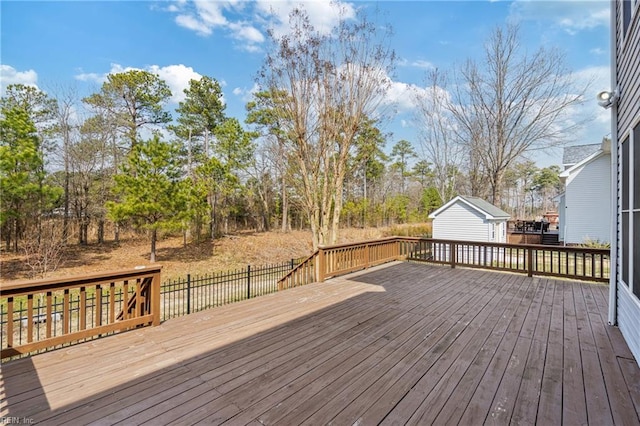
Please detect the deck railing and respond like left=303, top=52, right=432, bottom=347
left=0, top=266, right=161, bottom=359
left=400, top=238, right=609, bottom=282
left=1, top=237, right=609, bottom=359
left=277, top=237, right=610, bottom=289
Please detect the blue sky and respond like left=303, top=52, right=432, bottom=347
left=1, top=0, right=612, bottom=168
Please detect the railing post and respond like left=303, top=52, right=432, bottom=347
left=365, top=243, right=370, bottom=268
left=186, top=274, right=191, bottom=315
left=450, top=242, right=456, bottom=268
left=527, top=248, right=534, bottom=277
left=291, top=258, right=295, bottom=270
left=247, top=265, right=251, bottom=299
left=151, top=270, right=162, bottom=326
left=317, top=247, right=326, bottom=282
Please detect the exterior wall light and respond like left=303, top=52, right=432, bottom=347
left=597, top=90, right=618, bottom=109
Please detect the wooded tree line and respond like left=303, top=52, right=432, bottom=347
left=1, top=9, right=580, bottom=261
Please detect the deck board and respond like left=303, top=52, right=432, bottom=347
left=2, top=262, right=639, bottom=425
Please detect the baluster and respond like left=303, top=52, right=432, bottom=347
left=63, top=289, right=70, bottom=335
left=80, top=286, right=86, bottom=330
left=96, top=285, right=103, bottom=327
left=109, top=282, right=115, bottom=324
left=46, top=291, right=52, bottom=338
left=27, top=294, right=34, bottom=343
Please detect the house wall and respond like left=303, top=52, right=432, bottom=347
left=558, top=194, right=566, bottom=241
left=432, top=202, right=489, bottom=242
left=618, top=283, right=640, bottom=362
left=617, top=1, right=640, bottom=135
left=615, top=0, right=640, bottom=366
left=564, top=154, right=611, bottom=244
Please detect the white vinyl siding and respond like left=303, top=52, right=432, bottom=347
left=558, top=194, right=566, bottom=241
left=614, top=0, right=640, bottom=367
left=432, top=202, right=489, bottom=242
left=618, top=283, right=640, bottom=362
left=564, top=154, right=612, bottom=244
left=618, top=0, right=640, bottom=134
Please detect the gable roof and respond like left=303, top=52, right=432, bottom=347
left=563, top=143, right=601, bottom=167
left=429, top=195, right=510, bottom=220
left=560, top=140, right=611, bottom=179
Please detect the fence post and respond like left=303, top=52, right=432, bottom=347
left=291, top=258, right=295, bottom=270
left=186, top=274, right=191, bottom=315
left=527, top=248, right=534, bottom=277
left=247, top=265, right=251, bottom=299
left=450, top=242, right=456, bottom=268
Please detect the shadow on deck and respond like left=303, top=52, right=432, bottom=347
left=2, top=262, right=640, bottom=425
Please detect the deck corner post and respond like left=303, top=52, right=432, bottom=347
left=527, top=248, right=534, bottom=277
left=151, top=269, right=162, bottom=326
left=317, top=248, right=326, bottom=282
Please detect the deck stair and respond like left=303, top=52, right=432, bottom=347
left=541, top=233, right=560, bottom=245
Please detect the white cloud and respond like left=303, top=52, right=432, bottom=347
left=411, top=60, right=435, bottom=70
left=509, top=0, right=609, bottom=34
left=0, top=65, right=38, bottom=93
left=176, top=14, right=213, bottom=36
left=164, top=0, right=355, bottom=51
left=74, top=63, right=205, bottom=104
left=590, top=47, right=606, bottom=55
left=228, top=22, right=265, bottom=43
left=232, top=82, right=259, bottom=102
left=571, top=65, right=612, bottom=129
left=255, top=0, right=356, bottom=38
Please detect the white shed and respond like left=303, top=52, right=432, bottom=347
left=428, top=195, right=510, bottom=243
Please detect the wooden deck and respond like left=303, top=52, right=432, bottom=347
left=2, top=262, right=640, bottom=425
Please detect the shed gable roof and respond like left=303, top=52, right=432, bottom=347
left=429, top=195, right=510, bottom=220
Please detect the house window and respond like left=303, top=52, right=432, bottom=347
left=624, top=0, right=632, bottom=35
left=621, top=136, right=630, bottom=287
left=635, top=213, right=640, bottom=297
left=624, top=0, right=640, bottom=36
left=634, top=124, right=640, bottom=297
left=634, top=124, right=640, bottom=208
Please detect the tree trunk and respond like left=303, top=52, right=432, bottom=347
left=97, top=220, right=104, bottom=244
left=281, top=174, right=289, bottom=233
left=262, top=198, right=270, bottom=232
left=150, top=228, right=157, bottom=262
left=491, top=170, right=504, bottom=206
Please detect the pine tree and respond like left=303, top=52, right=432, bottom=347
left=107, top=135, right=187, bottom=262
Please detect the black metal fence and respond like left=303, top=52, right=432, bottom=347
left=1, top=258, right=302, bottom=353
left=161, top=259, right=301, bottom=320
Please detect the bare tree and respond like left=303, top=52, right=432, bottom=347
left=258, top=6, right=395, bottom=249
left=448, top=24, right=587, bottom=205
left=23, top=221, right=65, bottom=279
left=47, top=84, right=82, bottom=243
left=413, top=69, right=463, bottom=204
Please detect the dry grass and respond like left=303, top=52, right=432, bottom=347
left=0, top=225, right=429, bottom=284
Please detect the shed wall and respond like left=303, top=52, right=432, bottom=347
left=432, top=202, right=489, bottom=242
